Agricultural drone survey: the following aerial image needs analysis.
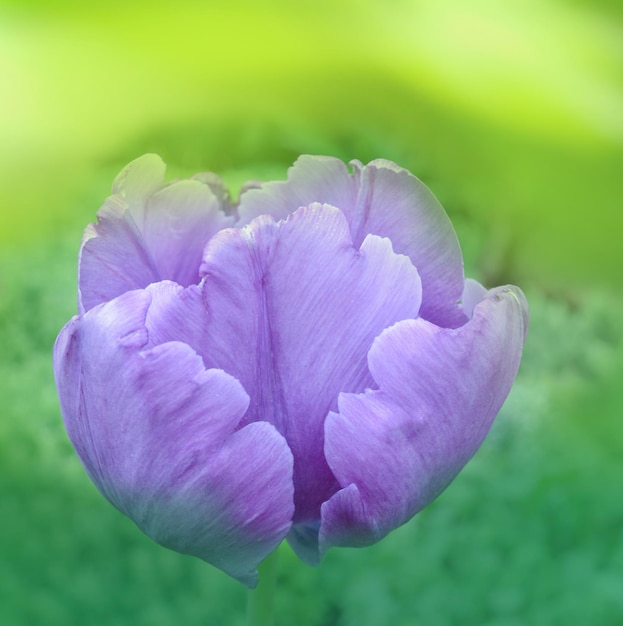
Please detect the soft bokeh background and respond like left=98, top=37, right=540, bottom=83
left=1, top=1, right=622, bottom=624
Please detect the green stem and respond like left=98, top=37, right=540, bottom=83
left=247, top=544, right=280, bottom=626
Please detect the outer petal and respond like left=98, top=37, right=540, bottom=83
left=197, top=203, right=423, bottom=524
left=237, top=156, right=465, bottom=327
left=79, top=154, right=233, bottom=313
left=53, top=289, right=294, bottom=586
left=320, top=285, right=528, bottom=557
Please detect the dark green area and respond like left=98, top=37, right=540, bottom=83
left=1, top=150, right=622, bottom=625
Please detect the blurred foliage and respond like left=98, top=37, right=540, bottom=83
left=1, top=235, right=622, bottom=624
left=1, top=0, right=622, bottom=624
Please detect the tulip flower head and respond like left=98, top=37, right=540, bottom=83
left=54, top=155, right=528, bottom=586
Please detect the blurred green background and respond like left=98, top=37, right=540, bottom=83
left=1, top=0, right=622, bottom=624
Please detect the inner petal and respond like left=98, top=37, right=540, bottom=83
left=236, top=155, right=466, bottom=328
left=193, top=203, right=422, bottom=522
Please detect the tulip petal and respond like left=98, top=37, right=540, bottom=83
left=53, top=289, right=294, bottom=586
left=237, top=155, right=356, bottom=224
left=350, top=160, right=466, bottom=327
left=197, top=203, right=422, bottom=523
left=79, top=155, right=233, bottom=312
left=286, top=521, right=322, bottom=565
left=142, top=281, right=209, bottom=350
left=460, top=277, right=488, bottom=319
left=320, top=285, right=528, bottom=556
left=237, top=156, right=465, bottom=327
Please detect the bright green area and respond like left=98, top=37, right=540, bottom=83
left=1, top=1, right=622, bottom=624
left=2, top=0, right=623, bottom=288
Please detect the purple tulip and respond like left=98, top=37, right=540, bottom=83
left=54, top=154, right=528, bottom=586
